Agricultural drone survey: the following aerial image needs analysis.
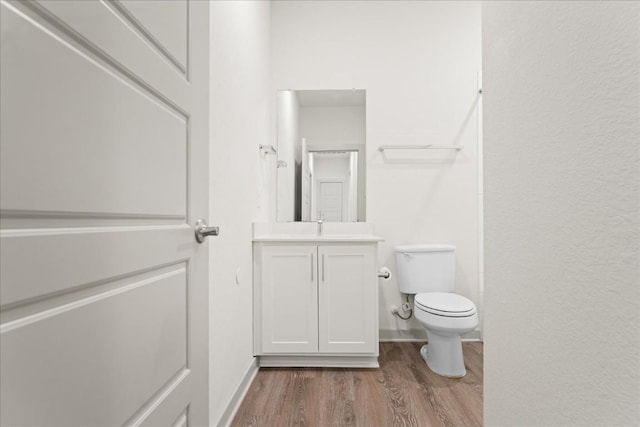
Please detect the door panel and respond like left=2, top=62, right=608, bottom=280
left=0, top=226, right=191, bottom=309
left=261, top=245, right=318, bottom=354
left=35, top=0, right=188, bottom=106
left=0, top=4, right=186, bottom=217
left=0, top=0, right=209, bottom=425
left=1, top=268, right=187, bottom=426
left=118, top=0, right=188, bottom=71
left=318, top=245, right=376, bottom=353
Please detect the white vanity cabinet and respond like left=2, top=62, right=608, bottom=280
left=258, top=244, right=318, bottom=354
left=253, top=240, right=379, bottom=367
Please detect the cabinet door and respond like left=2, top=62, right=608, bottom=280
left=318, top=245, right=377, bottom=353
left=261, top=245, right=318, bottom=353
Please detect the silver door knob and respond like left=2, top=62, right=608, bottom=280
left=195, top=219, right=219, bottom=243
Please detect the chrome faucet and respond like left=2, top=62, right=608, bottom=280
left=317, top=215, right=324, bottom=236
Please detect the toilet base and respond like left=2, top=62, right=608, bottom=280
left=420, top=332, right=467, bottom=378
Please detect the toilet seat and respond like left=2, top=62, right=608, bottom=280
left=415, top=292, right=476, bottom=317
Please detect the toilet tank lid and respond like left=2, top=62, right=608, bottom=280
left=394, top=244, right=455, bottom=253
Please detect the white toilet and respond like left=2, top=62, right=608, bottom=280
left=395, top=244, right=478, bottom=378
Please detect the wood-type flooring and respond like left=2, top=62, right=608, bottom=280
left=231, top=341, right=483, bottom=427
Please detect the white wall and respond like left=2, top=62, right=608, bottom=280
left=209, top=1, right=270, bottom=425
left=270, top=1, right=482, bottom=339
left=483, top=2, right=640, bottom=426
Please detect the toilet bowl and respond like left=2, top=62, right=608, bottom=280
left=413, top=292, right=478, bottom=377
left=394, top=244, right=478, bottom=378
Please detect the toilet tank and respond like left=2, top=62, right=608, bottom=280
left=394, top=244, right=456, bottom=294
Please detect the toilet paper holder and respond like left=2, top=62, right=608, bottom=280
left=378, top=267, right=391, bottom=279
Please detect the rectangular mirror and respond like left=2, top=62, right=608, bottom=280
left=277, top=89, right=366, bottom=222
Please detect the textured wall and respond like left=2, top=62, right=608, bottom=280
left=483, top=2, right=640, bottom=425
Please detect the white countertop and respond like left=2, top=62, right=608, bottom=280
left=253, top=234, right=384, bottom=243
left=252, top=222, right=384, bottom=243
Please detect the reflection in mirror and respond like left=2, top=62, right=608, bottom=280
left=304, top=151, right=358, bottom=222
left=277, top=89, right=366, bottom=222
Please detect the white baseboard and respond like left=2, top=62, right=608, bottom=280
left=379, top=329, right=482, bottom=342
left=258, top=355, right=379, bottom=368
left=216, top=358, right=259, bottom=427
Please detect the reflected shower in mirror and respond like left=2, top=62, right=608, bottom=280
left=276, top=89, right=366, bottom=222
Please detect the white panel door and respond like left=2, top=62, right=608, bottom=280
left=318, top=245, right=377, bottom=354
left=0, top=1, right=210, bottom=426
left=260, top=245, right=318, bottom=354
left=317, top=180, right=344, bottom=222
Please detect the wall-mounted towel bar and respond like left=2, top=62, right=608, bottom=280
left=259, top=144, right=277, bottom=154
left=378, top=144, right=463, bottom=152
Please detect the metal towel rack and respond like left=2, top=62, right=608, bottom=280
left=378, top=144, right=463, bottom=152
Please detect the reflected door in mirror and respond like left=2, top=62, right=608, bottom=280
left=317, top=181, right=344, bottom=222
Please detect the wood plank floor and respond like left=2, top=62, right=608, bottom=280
left=231, top=342, right=483, bottom=427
